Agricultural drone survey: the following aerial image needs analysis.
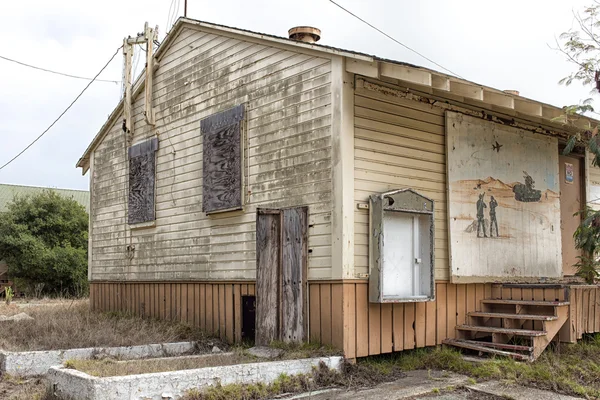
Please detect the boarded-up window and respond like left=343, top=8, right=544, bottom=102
left=201, top=105, right=244, bottom=213
left=128, top=137, right=158, bottom=224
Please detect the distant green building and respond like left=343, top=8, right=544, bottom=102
left=0, top=183, right=90, bottom=212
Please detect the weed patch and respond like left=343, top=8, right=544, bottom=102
left=182, top=362, right=340, bottom=400
left=67, top=353, right=251, bottom=377
left=354, top=336, right=600, bottom=398
left=0, top=301, right=220, bottom=352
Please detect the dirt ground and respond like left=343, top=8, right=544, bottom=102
left=0, top=376, right=47, bottom=400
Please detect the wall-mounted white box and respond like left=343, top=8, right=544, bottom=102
left=369, top=189, right=435, bottom=303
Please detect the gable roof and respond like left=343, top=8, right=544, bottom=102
left=76, top=17, right=599, bottom=174
left=0, top=184, right=90, bottom=212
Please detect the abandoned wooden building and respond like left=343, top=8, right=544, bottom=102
left=77, top=18, right=600, bottom=361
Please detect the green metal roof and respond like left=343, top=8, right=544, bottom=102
left=0, top=184, right=90, bottom=213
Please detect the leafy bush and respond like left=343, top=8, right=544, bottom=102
left=572, top=207, right=600, bottom=284
left=0, top=190, right=88, bottom=296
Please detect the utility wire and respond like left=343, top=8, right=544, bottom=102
left=0, top=54, right=120, bottom=84
left=0, top=46, right=122, bottom=172
left=327, top=0, right=463, bottom=78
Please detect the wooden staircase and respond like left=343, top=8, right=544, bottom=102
left=443, top=298, right=570, bottom=361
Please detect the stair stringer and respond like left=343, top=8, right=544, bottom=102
left=531, top=305, right=569, bottom=360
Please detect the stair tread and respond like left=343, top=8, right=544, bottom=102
left=456, top=324, right=547, bottom=336
left=443, top=339, right=531, bottom=361
left=482, top=299, right=569, bottom=306
left=469, top=312, right=557, bottom=321
left=445, top=338, right=533, bottom=352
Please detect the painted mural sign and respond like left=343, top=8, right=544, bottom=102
left=446, top=112, right=562, bottom=282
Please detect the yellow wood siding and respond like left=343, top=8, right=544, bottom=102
left=90, top=27, right=333, bottom=281
left=353, top=87, right=449, bottom=280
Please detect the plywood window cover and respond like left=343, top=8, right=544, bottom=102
left=127, top=137, right=158, bottom=226
left=201, top=105, right=245, bottom=214
left=369, top=188, right=436, bottom=303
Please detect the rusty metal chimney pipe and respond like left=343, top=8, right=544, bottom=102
left=288, top=26, right=321, bottom=43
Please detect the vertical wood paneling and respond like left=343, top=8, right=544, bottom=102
left=331, top=284, right=344, bottom=350
left=205, top=285, right=213, bottom=334
left=90, top=281, right=600, bottom=359
left=343, top=283, right=356, bottom=359
left=181, top=284, right=188, bottom=323
left=368, top=302, right=381, bottom=355
left=446, top=284, right=457, bottom=339
left=456, top=285, right=467, bottom=325
left=578, top=288, right=584, bottom=339
left=425, top=300, right=436, bottom=346
left=589, top=289, right=595, bottom=333
left=199, top=284, right=206, bottom=331
left=159, top=283, right=165, bottom=319
left=219, top=285, right=226, bottom=340
left=415, top=302, right=426, bottom=348
left=404, top=303, right=415, bottom=350
left=320, top=285, right=332, bottom=346
left=187, top=283, right=194, bottom=325
left=392, top=304, right=404, bottom=351
left=436, top=283, right=447, bottom=344
left=309, top=284, right=321, bottom=343
left=380, top=303, right=393, bottom=353
left=225, top=285, right=234, bottom=342
left=234, top=284, right=242, bottom=342
left=143, top=284, right=150, bottom=317
left=355, top=284, right=369, bottom=357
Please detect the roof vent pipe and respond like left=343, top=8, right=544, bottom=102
left=288, top=26, right=321, bottom=43
left=503, top=90, right=520, bottom=96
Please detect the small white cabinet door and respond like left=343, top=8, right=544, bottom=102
left=382, top=212, right=419, bottom=298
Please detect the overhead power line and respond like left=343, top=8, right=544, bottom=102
left=0, top=54, right=120, bottom=83
left=327, top=0, right=463, bottom=79
left=0, top=46, right=123, bottom=172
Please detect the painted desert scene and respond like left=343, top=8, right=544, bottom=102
left=447, top=115, right=562, bottom=281
left=450, top=173, right=561, bottom=279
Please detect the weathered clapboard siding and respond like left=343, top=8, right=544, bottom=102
left=353, top=86, right=449, bottom=280
left=90, top=26, right=333, bottom=282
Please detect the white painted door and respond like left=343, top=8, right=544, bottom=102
left=382, top=212, right=419, bottom=298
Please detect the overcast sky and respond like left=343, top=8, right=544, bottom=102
left=0, top=0, right=594, bottom=191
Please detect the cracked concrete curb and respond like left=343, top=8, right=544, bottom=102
left=47, top=356, right=344, bottom=400
left=0, top=341, right=199, bottom=377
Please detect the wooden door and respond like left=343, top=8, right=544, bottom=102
left=256, top=207, right=307, bottom=346
left=256, top=209, right=281, bottom=346
left=559, top=155, right=583, bottom=276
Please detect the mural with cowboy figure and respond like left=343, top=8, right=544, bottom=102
left=446, top=112, right=562, bottom=283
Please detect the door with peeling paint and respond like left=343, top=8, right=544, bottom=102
left=255, top=207, right=308, bottom=345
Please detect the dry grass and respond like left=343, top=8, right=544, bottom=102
left=0, top=300, right=221, bottom=352
left=66, top=353, right=251, bottom=377
left=0, top=375, right=47, bottom=400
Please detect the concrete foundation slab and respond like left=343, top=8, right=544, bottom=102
left=0, top=341, right=199, bottom=377
left=288, top=370, right=470, bottom=400
left=467, top=381, right=584, bottom=400
left=47, top=356, right=343, bottom=400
